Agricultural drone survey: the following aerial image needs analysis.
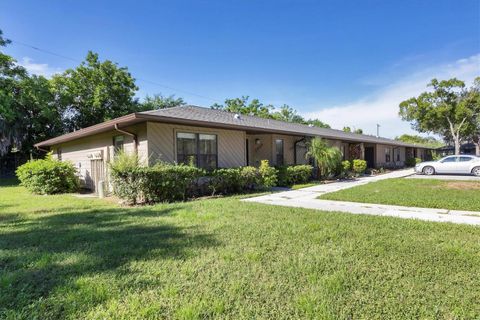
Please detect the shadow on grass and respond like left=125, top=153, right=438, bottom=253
left=0, top=178, right=19, bottom=187
left=0, top=205, right=218, bottom=316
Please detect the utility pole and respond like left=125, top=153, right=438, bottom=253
left=376, top=124, right=380, bottom=137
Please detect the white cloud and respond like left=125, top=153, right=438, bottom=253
left=18, top=57, right=62, bottom=78
left=303, top=54, right=480, bottom=138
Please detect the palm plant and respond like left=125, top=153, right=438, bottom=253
left=306, top=137, right=342, bottom=178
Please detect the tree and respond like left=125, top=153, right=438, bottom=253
left=0, top=30, right=63, bottom=158
left=140, top=93, right=186, bottom=110
left=211, top=96, right=273, bottom=118
left=462, top=77, right=480, bottom=155
left=395, top=134, right=443, bottom=148
left=306, top=137, right=342, bottom=178
left=211, top=96, right=331, bottom=128
left=304, top=119, right=331, bottom=129
left=399, top=78, right=474, bottom=155
left=51, top=51, right=139, bottom=131
left=343, top=126, right=363, bottom=134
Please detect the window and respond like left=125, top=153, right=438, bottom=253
left=385, top=148, right=391, bottom=163
left=441, top=156, right=457, bottom=163
left=396, top=150, right=400, bottom=162
left=176, top=132, right=217, bottom=169
left=198, top=134, right=217, bottom=169
left=275, top=139, right=284, bottom=165
left=459, top=156, right=473, bottom=162
left=113, top=135, right=124, bottom=155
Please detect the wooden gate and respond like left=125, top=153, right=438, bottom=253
left=89, top=150, right=105, bottom=193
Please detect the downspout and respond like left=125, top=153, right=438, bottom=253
left=114, top=123, right=138, bottom=153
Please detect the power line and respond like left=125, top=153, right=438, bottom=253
left=8, top=37, right=222, bottom=103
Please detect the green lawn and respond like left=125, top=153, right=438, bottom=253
left=319, top=178, right=480, bottom=211
left=1, top=180, right=480, bottom=319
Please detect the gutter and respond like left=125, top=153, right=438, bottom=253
left=114, top=123, right=138, bottom=153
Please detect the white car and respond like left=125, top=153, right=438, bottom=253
left=415, top=155, right=480, bottom=176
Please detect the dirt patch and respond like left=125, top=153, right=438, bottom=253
left=441, top=181, right=480, bottom=190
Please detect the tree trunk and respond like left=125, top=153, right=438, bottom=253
left=454, top=137, right=461, bottom=155
left=474, top=139, right=480, bottom=156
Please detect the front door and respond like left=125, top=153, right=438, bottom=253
left=364, top=147, right=375, bottom=168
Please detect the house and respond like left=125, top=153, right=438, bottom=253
left=436, top=143, right=479, bottom=156
left=34, top=105, right=431, bottom=191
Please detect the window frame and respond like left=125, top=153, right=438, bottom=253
left=175, top=131, right=218, bottom=169
left=385, top=147, right=391, bottom=163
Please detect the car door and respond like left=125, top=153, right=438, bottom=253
left=436, top=156, right=458, bottom=173
left=458, top=156, right=474, bottom=174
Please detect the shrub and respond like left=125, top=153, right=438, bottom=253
left=16, top=155, right=79, bottom=194
left=109, top=150, right=142, bottom=172
left=352, top=159, right=367, bottom=175
left=259, top=160, right=277, bottom=188
left=209, top=166, right=262, bottom=195
left=277, top=165, right=313, bottom=186
left=208, top=168, right=242, bottom=195
left=110, top=162, right=204, bottom=204
left=306, top=138, right=343, bottom=178
left=342, top=160, right=351, bottom=173
left=405, top=157, right=422, bottom=167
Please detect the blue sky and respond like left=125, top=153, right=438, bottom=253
left=1, top=0, right=479, bottom=137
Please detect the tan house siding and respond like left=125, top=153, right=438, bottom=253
left=52, top=123, right=147, bottom=187
left=147, top=122, right=246, bottom=168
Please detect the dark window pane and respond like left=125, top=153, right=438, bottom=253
left=177, top=132, right=197, bottom=165
left=459, top=156, right=472, bottom=162
left=113, top=136, right=124, bottom=155
left=199, top=134, right=217, bottom=169
left=275, top=139, right=284, bottom=165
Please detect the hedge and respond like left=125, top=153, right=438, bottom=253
left=352, top=159, right=367, bottom=174
left=16, top=155, right=79, bottom=194
left=277, top=165, right=313, bottom=186
left=405, top=157, right=422, bottom=167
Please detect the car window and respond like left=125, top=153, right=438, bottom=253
left=459, top=156, right=473, bottom=162
left=441, top=157, right=457, bottom=163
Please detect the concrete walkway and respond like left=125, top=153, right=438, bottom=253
left=244, top=169, right=480, bottom=226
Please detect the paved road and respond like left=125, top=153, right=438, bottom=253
left=244, top=169, right=480, bottom=226
left=407, top=174, right=480, bottom=181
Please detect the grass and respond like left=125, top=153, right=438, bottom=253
left=1, top=180, right=480, bottom=319
left=290, top=181, right=321, bottom=190
left=319, top=178, right=480, bottom=211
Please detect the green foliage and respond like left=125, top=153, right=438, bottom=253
left=352, top=159, right=367, bottom=174
left=211, top=96, right=330, bottom=128
left=399, top=78, right=477, bottom=154
left=140, top=93, right=186, bottom=111
left=208, top=166, right=261, bottom=195
left=277, top=165, right=313, bottom=186
left=306, top=138, right=343, bottom=178
left=109, top=150, right=142, bottom=172
left=343, top=127, right=363, bottom=134
left=259, top=160, right=278, bottom=188
left=340, top=160, right=352, bottom=177
left=405, top=157, right=422, bottom=167
left=15, top=155, right=79, bottom=194
left=51, top=51, right=139, bottom=132
left=110, top=162, right=204, bottom=204
left=395, top=134, right=443, bottom=148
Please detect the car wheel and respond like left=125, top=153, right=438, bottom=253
left=422, top=166, right=435, bottom=175
left=472, top=166, right=480, bottom=177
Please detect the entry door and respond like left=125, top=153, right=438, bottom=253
left=364, top=147, right=375, bottom=168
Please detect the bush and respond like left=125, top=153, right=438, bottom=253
left=352, top=159, right=367, bottom=175
left=208, top=166, right=261, bottom=195
left=110, top=162, right=204, bottom=204
left=277, top=165, right=313, bottom=186
left=405, top=157, right=421, bottom=167
left=16, top=155, right=79, bottom=194
left=259, top=160, right=277, bottom=188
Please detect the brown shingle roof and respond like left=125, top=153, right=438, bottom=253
left=35, top=105, right=427, bottom=148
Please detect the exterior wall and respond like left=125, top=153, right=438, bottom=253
left=375, top=144, right=406, bottom=168
left=246, top=133, right=305, bottom=166
left=52, top=123, right=147, bottom=188
left=147, top=122, right=246, bottom=168
left=326, top=139, right=350, bottom=160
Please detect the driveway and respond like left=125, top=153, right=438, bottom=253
left=244, top=169, right=480, bottom=226
left=407, top=174, right=480, bottom=181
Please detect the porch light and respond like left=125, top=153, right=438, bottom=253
left=255, top=138, right=262, bottom=145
